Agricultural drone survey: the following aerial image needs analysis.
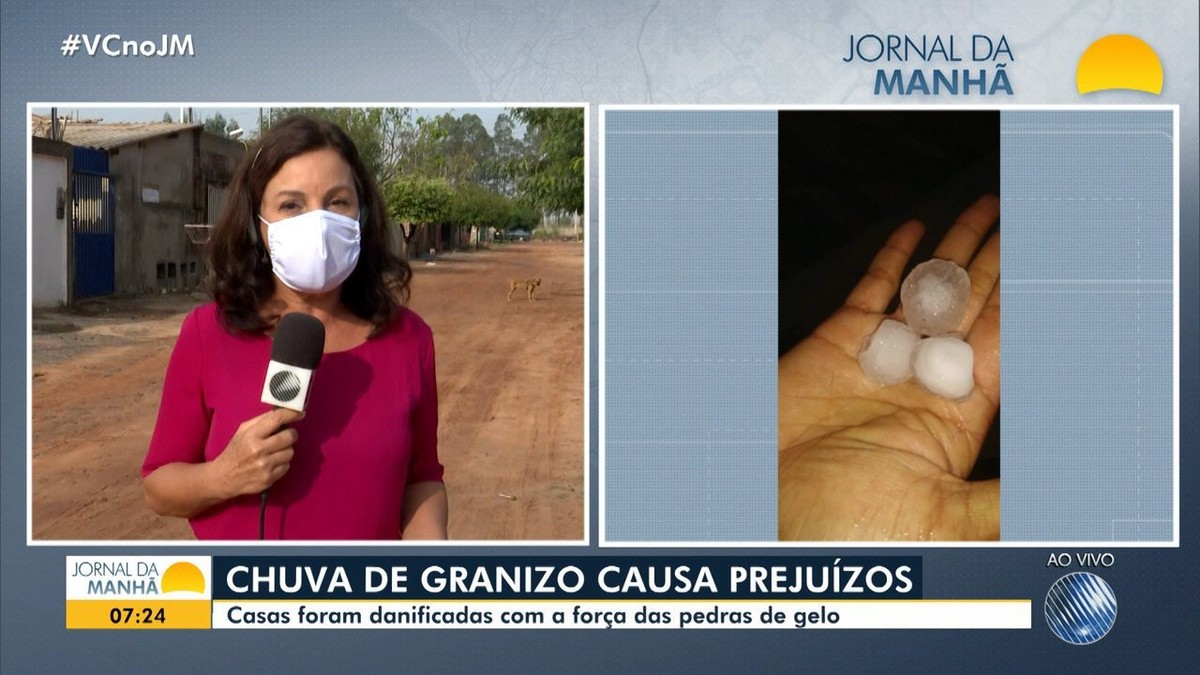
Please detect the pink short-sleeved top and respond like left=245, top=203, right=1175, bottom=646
left=142, top=303, right=443, bottom=540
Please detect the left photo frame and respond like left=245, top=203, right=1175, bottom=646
left=28, top=103, right=588, bottom=544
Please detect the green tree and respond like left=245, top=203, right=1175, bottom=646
left=203, top=113, right=242, bottom=137
left=400, top=112, right=497, bottom=188
left=267, top=107, right=413, bottom=186
left=490, top=113, right=523, bottom=195
left=401, top=114, right=447, bottom=179
left=509, top=107, right=584, bottom=215
left=202, top=112, right=227, bottom=136
left=505, top=200, right=540, bottom=231
left=492, top=113, right=521, bottom=160
left=383, top=176, right=453, bottom=246
left=456, top=113, right=496, bottom=185
left=445, top=184, right=526, bottom=248
left=162, top=111, right=174, bottom=123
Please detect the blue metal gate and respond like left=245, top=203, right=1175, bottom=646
left=71, top=147, right=115, bottom=299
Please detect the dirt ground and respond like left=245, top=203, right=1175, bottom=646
left=30, top=241, right=584, bottom=541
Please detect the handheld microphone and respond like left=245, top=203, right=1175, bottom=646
left=261, top=313, right=326, bottom=412
left=257, top=312, right=325, bottom=539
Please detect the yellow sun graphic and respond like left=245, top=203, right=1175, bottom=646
left=161, top=562, right=206, bottom=594
left=1077, top=34, right=1163, bottom=95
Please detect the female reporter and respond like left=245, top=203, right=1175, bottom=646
left=141, top=115, right=447, bottom=540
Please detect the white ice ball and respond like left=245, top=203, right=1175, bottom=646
left=858, top=319, right=921, bottom=385
left=911, top=336, right=975, bottom=400
left=901, top=259, right=971, bottom=336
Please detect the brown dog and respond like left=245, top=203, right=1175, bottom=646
left=507, top=278, right=541, bottom=301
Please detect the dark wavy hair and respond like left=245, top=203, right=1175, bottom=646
left=207, top=115, right=410, bottom=334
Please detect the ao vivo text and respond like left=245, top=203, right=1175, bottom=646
left=1046, top=553, right=1115, bottom=568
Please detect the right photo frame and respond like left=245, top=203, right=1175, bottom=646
left=601, top=106, right=1177, bottom=546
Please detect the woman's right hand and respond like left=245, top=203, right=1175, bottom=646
left=211, top=408, right=305, bottom=498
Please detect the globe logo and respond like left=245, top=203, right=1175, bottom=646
left=269, top=370, right=302, bottom=402
left=1044, top=572, right=1117, bottom=644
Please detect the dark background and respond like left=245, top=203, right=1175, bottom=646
left=778, top=110, right=1001, bottom=479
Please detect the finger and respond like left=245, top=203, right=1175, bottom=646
left=931, top=194, right=999, bottom=267
left=252, top=407, right=306, bottom=435
left=959, top=231, right=1000, bottom=331
left=957, top=283, right=1001, bottom=448
left=258, top=434, right=298, bottom=459
left=968, top=283, right=1001, bottom=403
left=844, top=219, right=925, bottom=313
left=254, top=449, right=292, bottom=483
left=244, top=437, right=296, bottom=472
left=271, top=428, right=299, bottom=447
left=944, top=478, right=999, bottom=540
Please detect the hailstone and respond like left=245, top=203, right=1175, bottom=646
left=858, top=319, right=921, bottom=385
left=900, top=258, right=971, bottom=336
left=911, top=336, right=975, bottom=400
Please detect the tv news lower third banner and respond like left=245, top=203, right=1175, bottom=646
left=66, top=556, right=1029, bottom=630
left=66, top=556, right=213, bottom=629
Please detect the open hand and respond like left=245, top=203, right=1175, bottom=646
left=778, top=195, right=1001, bottom=541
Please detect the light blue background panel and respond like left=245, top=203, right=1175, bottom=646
left=604, top=110, right=777, bottom=541
left=1001, top=110, right=1174, bottom=541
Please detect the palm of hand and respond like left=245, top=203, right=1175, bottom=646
left=778, top=196, right=1001, bottom=541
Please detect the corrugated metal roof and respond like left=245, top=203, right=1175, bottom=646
left=32, top=115, right=202, bottom=150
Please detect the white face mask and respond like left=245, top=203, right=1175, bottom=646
left=259, top=209, right=362, bottom=294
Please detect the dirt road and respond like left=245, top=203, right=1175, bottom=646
left=31, top=241, right=584, bottom=541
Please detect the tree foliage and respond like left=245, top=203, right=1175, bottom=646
left=505, top=200, right=541, bottom=231
left=400, top=112, right=499, bottom=188
left=267, top=107, right=412, bottom=186
left=202, top=112, right=227, bottom=136
left=447, top=184, right=508, bottom=231
left=382, top=176, right=452, bottom=241
left=202, top=112, right=240, bottom=137
left=256, top=106, right=583, bottom=246
left=509, top=107, right=585, bottom=215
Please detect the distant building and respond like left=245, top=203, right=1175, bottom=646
left=30, top=115, right=246, bottom=305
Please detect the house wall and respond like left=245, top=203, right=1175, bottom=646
left=198, top=133, right=245, bottom=223
left=109, top=131, right=199, bottom=292
left=196, top=134, right=247, bottom=280
left=31, top=153, right=70, bottom=307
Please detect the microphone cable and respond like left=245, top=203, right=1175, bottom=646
left=259, top=491, right=268, bottom=540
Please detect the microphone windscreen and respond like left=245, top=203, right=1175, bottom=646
left=272, top=313, right=326, bottom=369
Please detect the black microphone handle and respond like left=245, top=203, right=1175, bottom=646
left=258, top=415, right=291, bottom=540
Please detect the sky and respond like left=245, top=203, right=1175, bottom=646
left=29, top=105, right=523, bottom=139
